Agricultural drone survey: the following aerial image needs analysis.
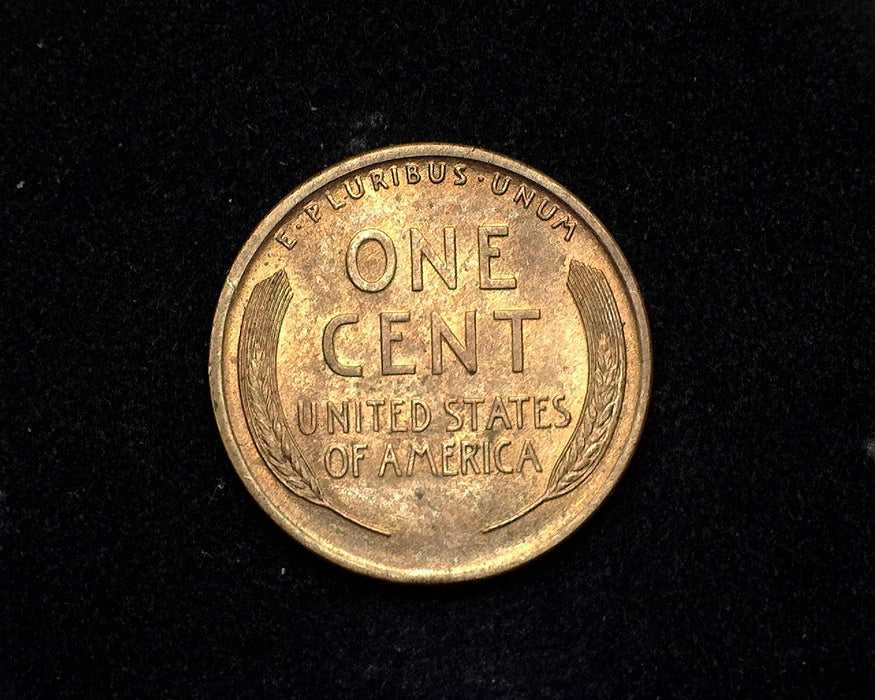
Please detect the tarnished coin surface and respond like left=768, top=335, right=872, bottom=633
left=210, top=144, right=651, bottom=582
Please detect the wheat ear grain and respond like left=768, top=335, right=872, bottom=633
left=483, top=260, right=626, bottom=532
left=237, top=271, right=390, bottom=536
left=239, top=271, right=324, bottom=504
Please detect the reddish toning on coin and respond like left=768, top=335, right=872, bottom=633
left=209, top=144, right=651, bottom=582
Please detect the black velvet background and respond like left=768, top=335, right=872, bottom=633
left=3, top=1, right=872, bottom=696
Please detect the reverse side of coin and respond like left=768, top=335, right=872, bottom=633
left=210, top=144, right=651, bottom=582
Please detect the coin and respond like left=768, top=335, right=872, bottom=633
left=209, top=144, right=651, bottom=582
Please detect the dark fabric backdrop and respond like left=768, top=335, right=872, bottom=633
left=3, top=1, right=872, bottom=697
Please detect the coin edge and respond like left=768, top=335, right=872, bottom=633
left=208, top=143, right=653, bottom=583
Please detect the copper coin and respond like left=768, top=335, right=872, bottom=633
left=209, top=144, right=651, bottom=582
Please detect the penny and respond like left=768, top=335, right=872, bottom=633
left=209, top=144, right=651, bottom=582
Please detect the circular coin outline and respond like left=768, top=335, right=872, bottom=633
left=209, top=143, right=652, bottom=582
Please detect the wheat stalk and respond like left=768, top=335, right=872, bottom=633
left=546, top=333, right=621, bottom=498
left=483, top=261, right=626, bottom=532
left=238, top=270, right=389, bottom=536
left=243, top=339, right=324, bottom=503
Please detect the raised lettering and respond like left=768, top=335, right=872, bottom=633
left=405, top=163, right=421, bottom=184
left=390, top=398, right=407, bottom=432
left=346, top=228, right=397, bottom=292
left=485, top=397, right=513, bottom=430
left=460, top=441, right=481, bottom=474
left=366, top=398, right=385, bottom=431
left=513, top=184, right=535, bottom=209
left=274, top=226, right=297, bottom=250
left=322, top=314, right=362, bottom=377
left=552, top=395, right=572, bottom=428
left=491, top=172, right=510, bottom=195
left=516, top=440, right=543, bottom=472
left=325, top=192, right=345, bottom=210
left=478, top=225, right=516, bottom=289
left=494, top=439, right=513, bottom=473
left=444, top=399, right=463, bottom=432
left=410, top=227, right=457, bottom=291
left=463, top=397, right=485, bottom=431
left=304, top=202, right=321, bottom=223
left=344, top=176, right=365, bottom=199
left=324, top=445, right=348, bottom=478
left=428, top=161, right=446, bottom=183
left=507, top=396, right=530, bottom=429
left=370, top=169, right=390, bottom=191
left=536, top=198, right=558, bottom=221
left=297, top=400, right=317, bottom=435
left=380, top=312, right=416, bottom=375
left=431, top=311, right=477, bottom=375
left=551, top=215, right=577, bottom=241
left=441, top=442, right=458, bottom=475
left=407, top=443, right=438, bottom=476
left=534, top=396, right=551, bottom=428
left=351, top=444, right=367, bottom=477
left=493, top=309, right=541, bottom=372
left=411, top=398, right=431, bottom=432
left=379, top=443, right=402, bottom=476
left=326, top=401, right=349, bottom=434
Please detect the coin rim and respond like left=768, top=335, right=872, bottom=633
left=209, top=143, right=652, bottom=583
